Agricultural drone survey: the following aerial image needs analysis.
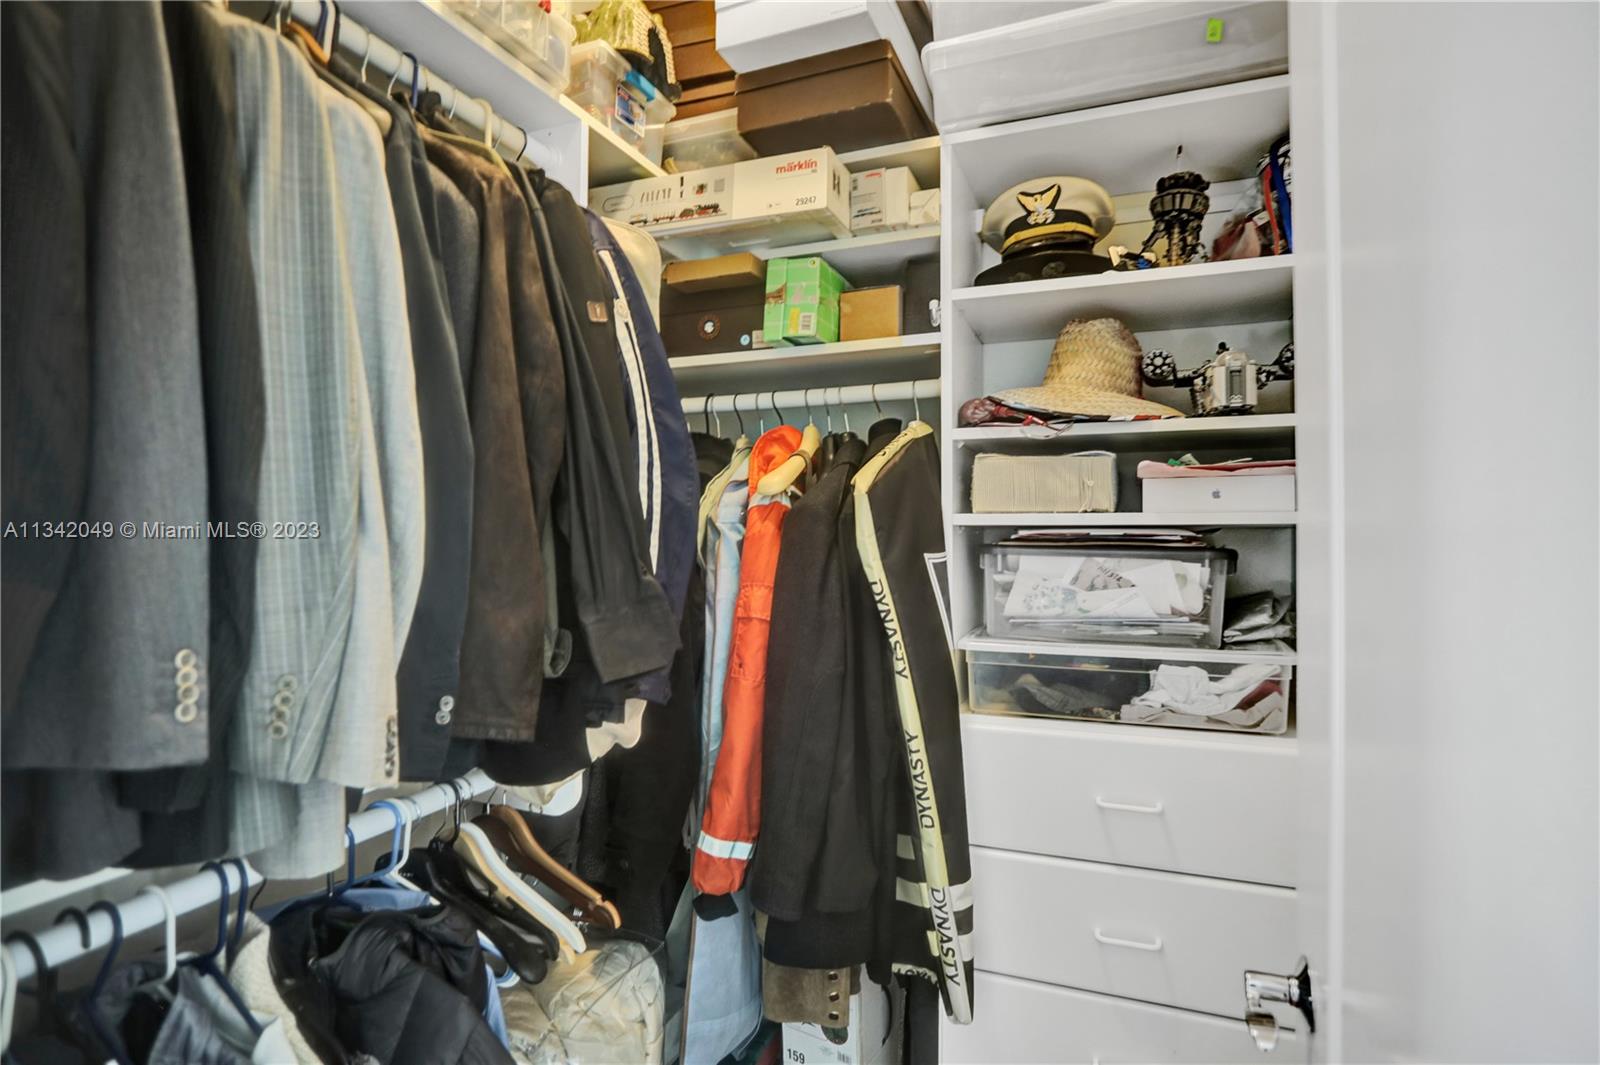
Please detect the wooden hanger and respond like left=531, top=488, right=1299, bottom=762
left=756, top=397, right=821, bottom=495
left=472, top=807, right=622, bottom=931
left=452, top=823, right=587, bottom=961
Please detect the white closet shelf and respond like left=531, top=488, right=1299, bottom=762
left=944, top=76, right=1292, bottom=202
left=953, top=413, right=1296, bottom=446
left=838, top=135, right=942, bottom=187
left=960, top=710, right=1298, bottom=752
left=951, top=511, right=1298, bottom=527
left=656, top=224, right=939, bottom=277
left=951, top=257, right=1294, bottom=343
left=572, top=99, right=668, bottom=185
left=959, top=632, right=1298, bottom=666
left=669, top=333, right=941, bottom=392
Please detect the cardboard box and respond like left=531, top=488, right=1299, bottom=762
left=589, top=166, right=735, bottom=228
left=649, top=0, right=715, bottom=46
left=849, top=167, right=921, bottom=233
left=675, top=38, right=734, bottom=83
left=782, top=986, right=895, bottom=1065
left=1141, top=472, right=1297, bottom=513
left=908, top=187, right=940, bottom=227
left=840, top=285, right=902, bottom=341
left=735, top=41, right=934, bottom=156
left=663, top=251, right=766, bottom=293
left=731, top=148, right=852, bottom=242
left=672, top=78, right=737, bottom=119
left=765, top=257, right=848, bottom=346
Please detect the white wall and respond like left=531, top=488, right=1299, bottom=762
left=1329, top=3, right=1599, bottom=1061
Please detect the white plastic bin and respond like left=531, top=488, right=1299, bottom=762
left=982, top=541, right=1236, bottom=648
left=966, top=648, right=1291, bottom=735
left=923, top=0, right=1288, bottom=133
left=931, top=1, right=1098, bottom=41
left=662, top=110, right=758, bottom=172
left=447, top=1, right=576, bottom=91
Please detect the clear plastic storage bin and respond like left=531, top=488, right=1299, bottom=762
left=662, top=110, right=758, bottom=173
left=570, top=40, right=632, bottom=121
left=923, top=0, right=1288, bottom=132
left=448, top=1, right=575, bottom=91
left=570, top=43, right=676, bottom=165
left=967, top=648, right=1290, bottom=735
left=982, top=542, right=1235, bottom=648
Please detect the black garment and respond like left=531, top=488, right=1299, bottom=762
left=119, top=0, right=266, bottom=865
left=752, top=437, right=868, bottom=922
left=856, top=426, right=976, bottom=1022
left=343, top=68, right=476, bottom=782
left=575, top=431, right=731, bottom=936
left=272, top=901, right=512, bottom=1065
left=421, top=135, right=553, bottom=747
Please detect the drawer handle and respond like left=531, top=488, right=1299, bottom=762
left=1093, top=928, right=1164, bottom=952
left=1094, top=796, right=1165, bottom=815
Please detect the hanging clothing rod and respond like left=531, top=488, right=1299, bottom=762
left=679, top=379, right=941, bottom=415
left=279, top=0, right=558, bottom=174
left=4, top=770, right=495, bottom=983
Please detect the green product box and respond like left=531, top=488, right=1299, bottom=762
left=763, top=256, right=849, bottom=346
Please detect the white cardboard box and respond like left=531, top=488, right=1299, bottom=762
left=588, top=166, right=737, bottom=229
left=850, top=166, right=921, bottom=233
left=907, top=187, right=940, bottom=227
left=782, top=985, right=894, bottom=1065
left=1141, top=473, right=1297, bottom=513
left=732, top=147, right=852, bottom=239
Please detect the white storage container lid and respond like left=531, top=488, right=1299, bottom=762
left=931, top=0, right=1099, bottom=42
left=923, top=0, right=1288, bottom=133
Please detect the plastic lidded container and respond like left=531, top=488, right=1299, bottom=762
left=570, top=39, right=632, bottom=122
left=614, top=70, right=676, bottom=163
left=662, top=110, right=758, bottom=172
left=447, top=1, right=576, bottom=91
left=922, top=0, right=1288, bottom=133
left=966, top=648, right=1291, bottom=735
left=982, top=542, right=1236, bottom=648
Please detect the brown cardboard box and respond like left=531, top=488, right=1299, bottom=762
left=673, top=78, right=737, bottom=119
left=675, top=38, right=734, bottom=83
left=661, top=252, right=768, bottom=356
left=734, top=41, right=934, bottom=156
left=840, top=285, right=903, bottom=342
left=649, top=1, right=715, bottom=46
left=663, top=252, right=766, bottom=293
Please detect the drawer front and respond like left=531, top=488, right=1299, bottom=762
left=940, top=971, right=1302, bottom=1065
left=972, top=847, right=1296, bottom=1018
left=962, top=715, right=1298, bottom=885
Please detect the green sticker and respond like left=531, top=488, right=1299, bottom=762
left=1206, top=17, right=1225, bottom=42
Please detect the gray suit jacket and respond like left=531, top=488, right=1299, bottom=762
left=219, top=13, right=362, bottom=862
left=5, top=1, right=211, bottom=775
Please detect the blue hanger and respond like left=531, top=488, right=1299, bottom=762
left=80, top=902, right=132, bottom=1065
left=194, top=863, right=265, bottom=1038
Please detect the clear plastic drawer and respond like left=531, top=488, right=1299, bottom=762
left=983, top=542, right=1235, bottom=648
left=967, top=649, right=1290, bottom=735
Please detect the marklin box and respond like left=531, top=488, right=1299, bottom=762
left=765, top=256, right=849, bottom=346
left=588, top=165, right=736, bottom=229
left=730, top=147, right=852, bottom=243
left=849, top=165, right=921, bottom=233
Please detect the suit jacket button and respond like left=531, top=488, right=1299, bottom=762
left=435, top=708, right=452, bottom=726
left=174, top=702, right=199, bottom=724
left=174, top=648, right=198, bottom=669
left=268, top=720, right=289, bottom=740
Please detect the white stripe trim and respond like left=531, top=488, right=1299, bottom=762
left=897, top=877, right=973, bottom=910
left=598, top=248, right=663, bottom=569
left=896, top=834, right=915, bottom=861
left=695, top=831, right=754, bottom=860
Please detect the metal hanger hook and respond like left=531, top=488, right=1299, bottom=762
left=911, top=379, right=922, bottom=423
left=447, top=84, right=459, bottom=120
left=53, top=907, right=91, bottom=950
left=702, top=394, right=714, bottom=436
left=407, top=54, right=424, bottom=109
left=732, top=393, right=745, bottom=437
left=870, top=382, right=883, bottom=414
left=770, top=390, right=784, bottom=426
left=839, top=386, right=851, bottom=432
left=359, top=33, right=372, bottom=82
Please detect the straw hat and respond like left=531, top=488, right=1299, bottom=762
left=993, top=318, right=1183, bottom=420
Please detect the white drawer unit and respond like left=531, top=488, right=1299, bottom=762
left=941, top=971, right=1301, bottom=1065
left=970, top=846, right=1295, bottom=1018
left=961, top=714, right=1298, bottom=886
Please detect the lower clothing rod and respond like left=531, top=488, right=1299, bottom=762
left=4, top=769, right=495, bottom=983
left=279, top=0, right=558, bottom=174
left=679, top=379, right=941, bottom=415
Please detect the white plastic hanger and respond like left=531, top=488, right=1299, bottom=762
left=137, top=885, right=181, bottom=980
left=454, top=822, right=586, bottom=961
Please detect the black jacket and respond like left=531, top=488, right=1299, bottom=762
left=272, top=902, right=512, bottom=1065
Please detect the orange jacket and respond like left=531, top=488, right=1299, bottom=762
left=693, top=425, right=802, bottom=895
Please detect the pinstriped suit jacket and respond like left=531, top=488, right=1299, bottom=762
left=218, top=13, right=361, bottom=861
